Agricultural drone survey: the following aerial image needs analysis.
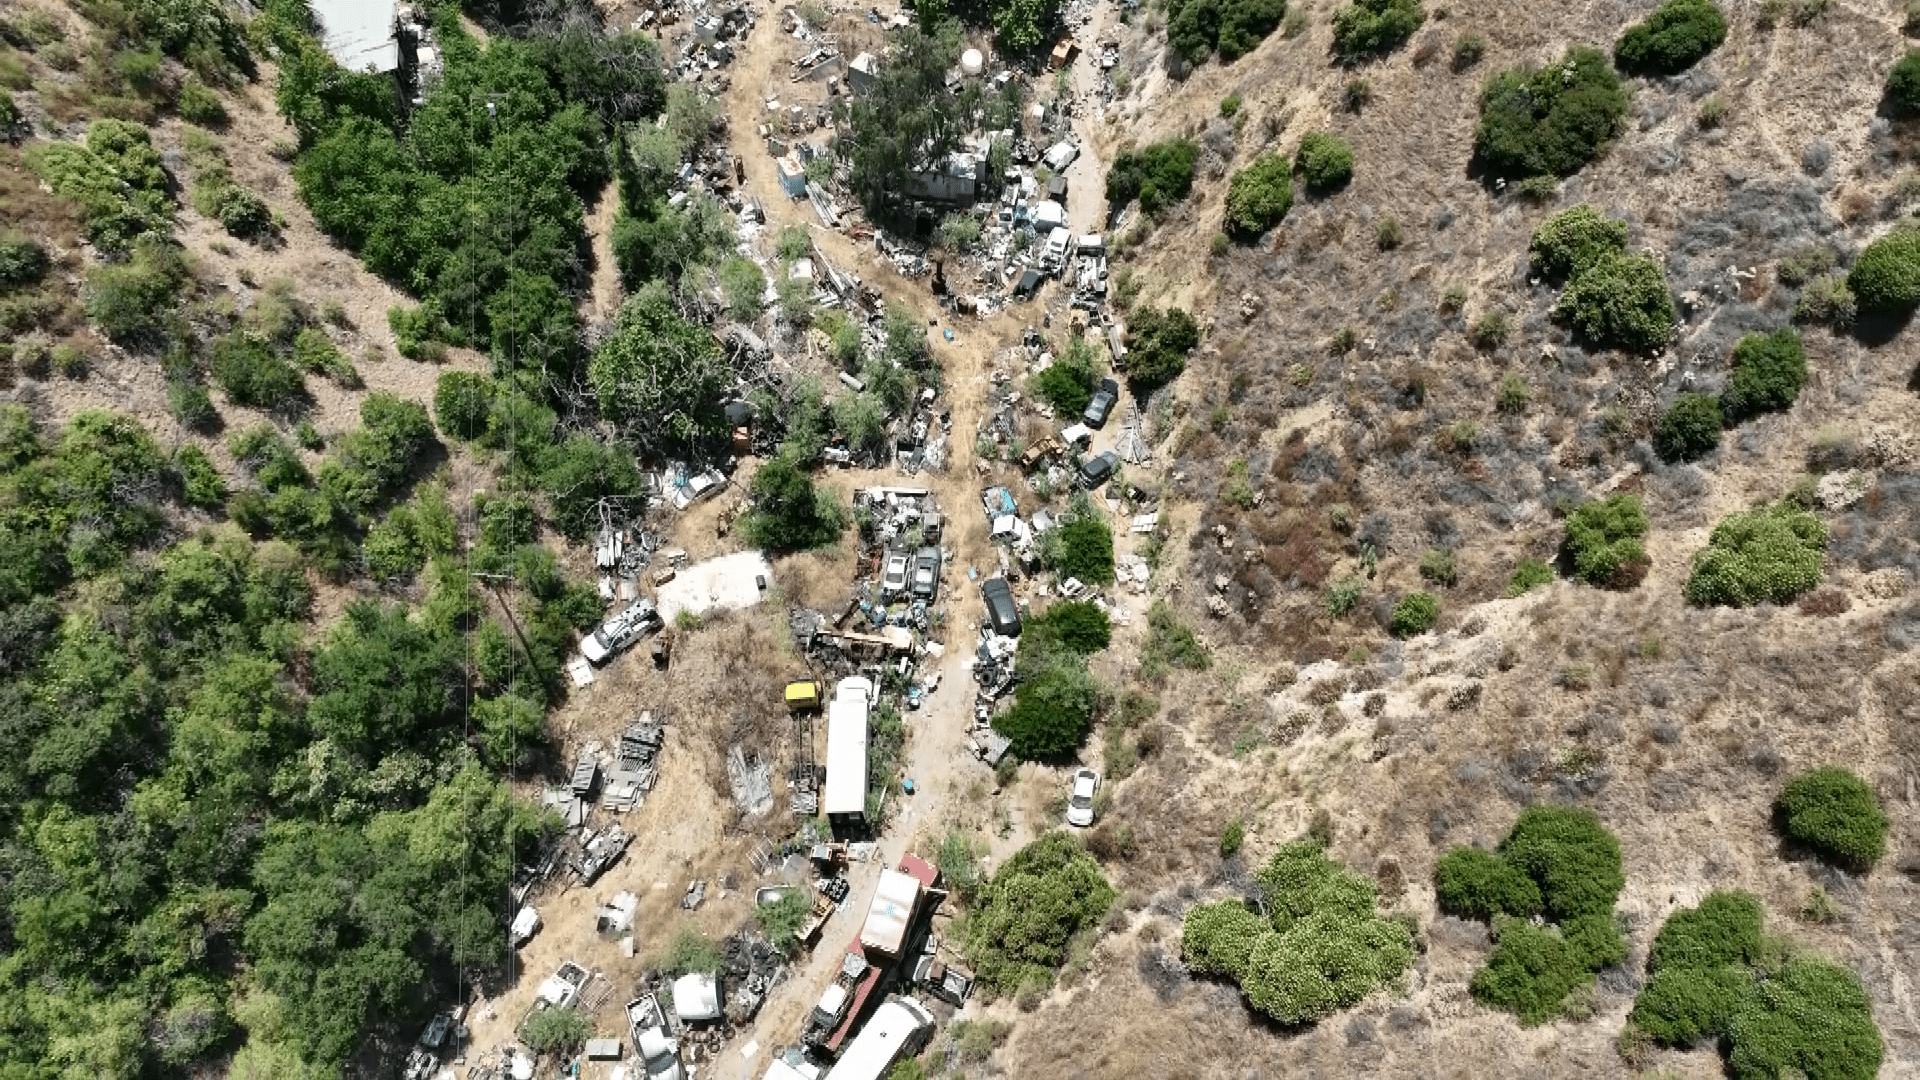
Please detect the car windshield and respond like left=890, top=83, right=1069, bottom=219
left=1070, top=792, right=1091, bottom=807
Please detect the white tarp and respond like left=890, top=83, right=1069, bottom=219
left=654, top=551, right=772, bottom=623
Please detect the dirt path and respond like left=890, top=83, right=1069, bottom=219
left=584, top=180, right=625, bottom=324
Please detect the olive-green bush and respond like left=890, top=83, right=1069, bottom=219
left=1648, top=890, right=1764, bottom=972
left=1470, top=912, right=1625, bottom=1025
left=1775, top=767, right=1888, bottom=869
left=1682, top=501, right=1825, bottom=607
left=1180, top=899, right=1268, bottom=979
left=1330, top=0, right=1424, bottom=59
left=1389, top=591, right=1437, bottom=636
left=1474, top=47, right=1629, bottom=179
left=1721, top=329, right=1806, bottom=420
left=1553, top=253, right=1675, bottom=352
left=1294, top=132, right=1355, bottom=193
left=1435, top=846, right=1542, bottom=920
left=1654, top=392, right=1723, bottom=462
left=1528, top=204, right=1627, bottom=282
left=1106, top=139, right=1199, bottom=213
left=1167, top=0, right=1289, bottom=63
left=1614, top=0, right=1728, bottom=75
left=1846, top=223, right=1920, bottom=312
left=1498, top=804, right=1624, bottom=921
left=1032, top=336, right=1099, bottom=414
left=1887, top=49, right=1920, bottom=116
left=210, top=332, right=306, bottom=410
left=1632, top=963, right=1749, bottom=1043
left=963, top=832, right=1116, bottom=992
left=1726, top=959, right=1883, bottom=1080
left=1224, top=152, right=1294, bottom=238
left=1122, top=306, right=1200, bottom=389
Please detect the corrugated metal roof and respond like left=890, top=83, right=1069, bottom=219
left=311, top=0, right=400, bottom=72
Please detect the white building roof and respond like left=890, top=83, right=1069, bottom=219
left=311, top=0, right=400, bottom=72
left=822, top=693, right=869, bottom=817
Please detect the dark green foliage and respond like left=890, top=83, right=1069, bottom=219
left=1615, top=0, right=1728, bottom=75
left=1633, top=963, right=1750, bottom=1043
left=1499, top=804, right=1625, bottom=921
left=1887, top=49, right=1920, bottom=116
left=994, top=639, right=1099, bottom=759
left=174, top=444, right=228, bottom=510
left=85, top=236, right=188, bottom=346
left=1528, top=204, right=1628, bottom=281
left=1122, top=306, right=1200, bottom=389
left=1168, top=0, right=1287, bottom=62
left=1563, top=493, right=1650, bottom=588
left=435, top=371, right=496, bottom=440
left=589, top=284, right=729, bottom=448
left=963, top=832, right=1116, bottom=991
left=1683, top=501, right=1825, bottom=606
left=1056, top=515, right=1115, bottom=585
left=1651, top=386, right=1728, bottom=457
left=521, top=1006, right=591, bottom=1054
left=1182, top=900, right=1268, bottom=978
left=1649, top=890, right=1764, bottom=972
left=1167, top=0, right=1221, bottom=63
left=1474, top=47, right=1629, bottom=179
left=1028, top=599, right=1112, bottom=653
left=1554, top=253, right=1675, bottom=352
left=1331, top=0, right=1424, bottom=59
left=1435, top=846, right=1542, bottom=920
left=388, top=302, right=448, bottom=361
left=210, top=332, right=306, bottom=411
left=1775, top=767, right=1888, bottom=869
left=0, top=233, right=49, bottom=290
left=1294, top=132, right=1355, bottom=192
left=26, top=119, right=173, bottom=252
left=1106, top=139, right=1199, bottom=213
left=1225, top=152, right=1293, bottom=237
left=318, top=392, right=437, bottom=518
left=0, top=408, right=171, bottom=595
left=1845, top=223, right=1920, bottom=312
left=1726, top=959, right=1883, bottom=1080
left=738, top=453, right=847, bottom=552
left=842, top=23, right=975, bottom=219
left=1722, top=329, right=1806, bottom=420
left=1389, top=591, right=1437, bottom=636
left=1471, top=913, right=1625, bottom=1025
left=1219, top=819, right=1245, bottom=856
left=1033, top=336, right=1099, bottom=414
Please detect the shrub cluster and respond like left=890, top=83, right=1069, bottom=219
left=1122, top=306, right=1200, bottom=389
left=1654, top=392, right=1723, bottom=461
left=1528, top=204, right=1627, bottom=282
left=1182, top=843, right=1416, bottom=1024
left=964, top=833, right=1116, bottom=992
left=1475, top=47, right=1629, bottom=179
left=1027, top=599, right=1112, bottom=654
left=1887, top=49, right=1920, bottom=116
left=1775, top=766, right=1888, bottom=869
left=1106, top=139, right=1200, bottom=213
left=1294, top=132, right=1355, bottom=193
left=1167, top=0, right=1287, bottom=63
left=1628, top=892, right=1882, bottom=1079
left=1614, top=0, right=1728, bottom=75
left=1436, top=805, right=1626, bottom=1025
left=738, top=453, right=847, bottom=553
left=1224, top=152, right=1294, bottom=238
left=1032, top=336, right=1100, bottom=414
left=1330, top=0, right=1424, bottom=59
left=1553, top=253, right=1675, bottom=352
left=1563, top=493, right=1649, bottom=588
left=1682, top=501, right=1825, bottom=606
left=1389, top=591, right=1438, bottom=636
left=1846, top=223, right=1920, bottom=313
left=1721, top=329, right=1806, bottom=420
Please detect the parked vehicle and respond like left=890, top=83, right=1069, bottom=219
left=981, top=578, right=1021, bottom=637
left=537, top=961, right=589, bottom=1009
left=1083, top=378, right=1119, bottom=428
left=1078, top=450, right=1119, bottom=489
left=822, top=996, right=936, bottom=1080
left=880, top=550, right=910, bottom=596
left=1066, top=768, right=1099, bottom=827
left=911, top=546, right=941, bottom=599
left=580, top=599, right=663, bottom=665
left=626, top=995, right=685, bottom=1080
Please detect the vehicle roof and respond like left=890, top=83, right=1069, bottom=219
left=823, top=695, right=870, bottom=815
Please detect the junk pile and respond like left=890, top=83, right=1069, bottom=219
left=603, top=715, right=665, bottom=812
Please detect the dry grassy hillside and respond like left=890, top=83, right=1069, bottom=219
left=985, top=0, right=1920, bottom=1075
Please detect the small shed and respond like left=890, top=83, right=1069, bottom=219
left=848, top=52, right=879, bottom=92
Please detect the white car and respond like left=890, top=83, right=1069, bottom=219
left=1066, top=768, right=1099, bottom=827
left=580, top=599, right=661, bottom=665
left=880, top=550, right=910, bottom=596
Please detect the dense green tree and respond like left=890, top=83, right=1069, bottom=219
left=1614, top=0, right=1727, bottom=75
left=1563, top=493, right=1650, bottom=588
left=1774, top=767, right=1888, bottom=869
left=1331, top=0, right=1424, bottom=59
left=1224, top=152, right=1294, bottom=238
left=1554, top=253, right=1675, bottom=352
left=589, top=284, right=730, bottom=447
left=1721, top=329, right=1806, bottom=420
left=1106, top=139, right=1199, bottom=213
left=1475, top=47, right=1629, bottom=179
left=738, top=453, right=847, bottom=552
left=962, top=832, right=1116, bottom=991
left=1122, top=306, right=1200, bottom=389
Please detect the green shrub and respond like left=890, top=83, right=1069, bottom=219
left=1388, top=591, right=1437, bottom=637
left=1029, top=599, right=1112, bottom=653
left=1331, top=0, right=1425, bottom=59
left=1417, top=548, right=1457, bottom=588
left=174, top=444, right=228, bottom=510
left=963, top=833, right=1116, bottom=992
left=1496, top=373, right=1530, bottom=413
left=1106, top=140, right=1199, bottom=213
left=1224, top=152, right=1294, bottom=238
left=206, top=182, right=274, bottom=239
left=1793, top=273, right=1856, bottom=326
left=754, top=890, right=814, bottom=956
left=1219, top=93, right=1242, bottom=117
left=1294, top=132, right=1355, bottom=193
left=168, top=378, right=220, bottom=432
left=1435, top=847, right=1543, bottom=919
left=0, top=233, right=50, bottom=290
left=1632, top=963, right=1749, bottom=1044
left=1563, top=493, right=1649, bottom=588
left=1505, top=558, right=1554, bottom=596
left=1474, top=47, right=1629, bottom=179
left=1725, top=959, right=1883, bottom=1080
left=1654, top=392, right=1723, bottom=462
left=1218, top=0, right=1288, bottom=59
left=1323, top=575, right=1364, bottom=616
left=1614, top=0, right=1728, bottom=75
left=1032, top=337, right=1099, bottom=414
left=1497, top=805, right=1624, bottom=921
left=26, top=120, right=173, bottom=252
left=1139, top=600, right=1210, bottom=675
left=738, top=453, right=846, bottom=552
left=210, top=333, right=304, bottom=410
left=317, top=392, right=436, bottom=517
left=1682, top=501, right=1825, bottom=606
left=1648, top=890, right=1764, bottom=972
left=1846, top=223, right=1920, bottom=312
left=435, top=371, right=495, bottom=440
left=1452, top=31, right=1486, bottom=70
left=1887, top=49, right=1920, bottom=116
left=1121, top=306, right=1200, bottom=389
left=388, top=302, right=449, bottom=361
left=1219, top=819, right=1245, bottom=857
left=176, top=76, right=228, bottom=125
left=1528, top=204, right=1628, bottom=281
left=994, top=644, right=1099, bottom=759
left=291, top=327, right=357, bottom=385
left=1180, top=899, right=1267, bottom=979
left=84, top=236, right=188, bottom=346
left=520, top=1006, right=590, bottom=1055
left=1775, top=767, right=1887, bottom=869
left=1470, top=310, right=1511, bottom=349
left=1554, top=253, right=1674, bottom=352
left=661, top=927, right=722, bottom=976
left=1056, top=515, right=1116, bottom=585
left=1471, top=912, right=1624, bottom=1025
left=1722, top=329, right=1805, bottom=420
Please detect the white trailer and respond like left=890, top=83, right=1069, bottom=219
left=823, top=678, right=873, bottom=831
left=822, top=997, right=935, bottom=1080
